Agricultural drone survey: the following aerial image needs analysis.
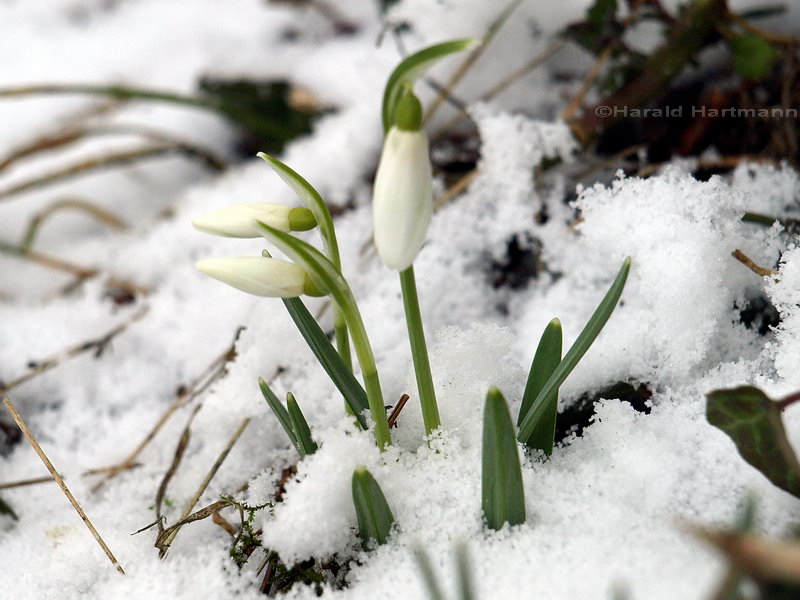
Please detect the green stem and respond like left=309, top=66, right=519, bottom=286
left=399, top=266, right=440, bottom=436
left=334, top=311, right=354, bottom=416
left=339, top=293, right=391, bottom=449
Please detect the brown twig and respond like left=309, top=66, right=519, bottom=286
left=0, top=474, right=58, bottom=490
left=387, top=394, right=410, bottom=428
left=157, top=417, right=251, bottom=558
left=88, top=327, right=243, bottom=492
left=433, top=169, right=480, bottom=210
left=3, top=397, right=125, bottom=574
left=0, top=239, right=98, bottom=279
left=0, top=306, right=148, bottom=396
left=732, top=249, right=777, bottom=278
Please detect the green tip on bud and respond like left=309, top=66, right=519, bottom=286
left=393, top=90, right=423, bottom=131
left=303, top=273, right=327, bottom=297
left=288, top=207, right=317, bottom=231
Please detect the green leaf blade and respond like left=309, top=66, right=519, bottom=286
left=381, top=39, right=481, bottom=132
left=282, top=297, right=368, bottom=429
left=706, top=386, right=800, bottom=498
left=256, top=222, right=391, bottom=449
left=482, top=387, right=526, bottom=530
left=518, top=258, right=631, bottom=446
left=259, top=377, right=301, bottom=454
left=518, top=318, right=562, bottom=454
left=286, top=392, right=318, bottom=458
left=352, top=466, right=395, bottom=546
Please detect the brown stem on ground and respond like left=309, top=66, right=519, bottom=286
left=731, top=249, right=777, bottom=278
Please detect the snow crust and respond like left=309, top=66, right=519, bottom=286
left=2, top=1, right=800, bottom=599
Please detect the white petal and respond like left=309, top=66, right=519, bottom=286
left=372, top=127, right=433, bottom=270
left=196, top=256, right=307, bottom=297
left=192, top=203, right=292, bottom=238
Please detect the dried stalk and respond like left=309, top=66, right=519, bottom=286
left=2, top=397, right=125, bottom=574
left=0, top=475, right=57, bottom=490
left=0, top=306, right=148, bottom=395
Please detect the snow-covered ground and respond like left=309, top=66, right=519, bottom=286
left=1, top=1, right=799, bottom=599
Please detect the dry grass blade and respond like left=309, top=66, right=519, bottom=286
left=387, top=394, right=410, bottom=428
left=0, top=475, right=57, bottom=490
left=2, top=397, right=125, bottom=575
left=88, top=327, right=242, bottom=492
left=0, top=239, right=98, bottom=280
left=433, top=168, right=479, bottom=210
left=0, top=144, right=223, bottom=202
left=0, top=306, right=148, bottom=396
left=732, top=249, right=778, bottom=278
left=21, top=197, right=127, bottom=251
left=155, top=500, right=232, bottom=550
left=157, top=417, right=251, bottom=558
left=155, top=405, right=202, bottom=537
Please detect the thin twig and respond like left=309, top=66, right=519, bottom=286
left=726, top=8, right=800, bottom=46
left=433, top=169, right=480, bottom=210
left=732, top=249, right=777, bottom=278
left=0, top=307, right=148, bottom=395
left=157, top=417, right=251, bottom=558
left=562, top=45, right=615, bottom=124
left=88, top=327, right=243, bottom=492
left=0, top=475, right=58, bottom=490
left=387, top=394, right=410, bottom=428
left=3, top=397, right=125, bottom=574
left=0, top=239, right=98, bottom=279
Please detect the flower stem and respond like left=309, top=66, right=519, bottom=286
left=339, top=293, right=391, bottom=449
left=399, top=266, right=440, bottom=436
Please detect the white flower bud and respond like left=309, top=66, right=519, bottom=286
left=372, top=126, right=433, bottom=271
left=196, top=256, right=319, bottom=297
left=192, top=203, right=315, bottom=238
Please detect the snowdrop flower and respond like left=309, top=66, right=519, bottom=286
left=192, top=203, right=316, bottom=238
left=372, top=91, right=433, bottom=271
left=196, top=256, right=323, bottom=297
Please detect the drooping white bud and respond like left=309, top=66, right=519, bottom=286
left=196, top=256, right=321, bottom=297
left=372, top=93, right=433, bottom=271
left=192, top=203, right=316, bottom=238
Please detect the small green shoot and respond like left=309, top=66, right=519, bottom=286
left=482, top=387, right=526, bottom=530
left=415, top=545, right=474, bottom=600
left=517, top=258, right=631, bottom=447
left=352, top=466, right=395, bottom=547
left=518, top=318, right=562, bottom=454
left=259, top=377, right=302, bottom=454
left=286, top=392, right=318, bottom=458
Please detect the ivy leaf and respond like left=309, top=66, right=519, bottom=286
left=729, top=34, right=778, bottom=80
left=706, top=386, right=800, bottom=498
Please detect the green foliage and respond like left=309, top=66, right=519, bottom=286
left=199, top=79, right=319, bottom=153
left=517, top=258, right=631, bottom=449
left=415, top=545, right=474, bottom=600
left=352, top=466, right=395, bottom=546
left=219, top=495, right=273, bottom=568
left=259, top=379, right=317, bottom=457
left=518, top=318, right=562, bottom=454
left=482, top=387, right=526, bottom=530
left=706, top=386, right=800, bottom=498
left=729, top=34, right=778, bottom=80
left=281, top=297, right=368, bottom=429
left=286, top=392, right=318, bottom=458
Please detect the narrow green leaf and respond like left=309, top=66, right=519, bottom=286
left=258, top=377, right=300, bottom=454
left=286, top=392, right=318, bottom=458
left=256, top=153, right=342, bottom=269
left=706, top=386, right=800, bottom=498
left=256, top=222, right=391, bottom=449
left=282, top=296, right=368, bottom=429
left=455, top=545, right=475, bottom=600
left=381, top=39, right=481, bottom=132
left=518, top=258, right=631, bottom=446
left=414, top=548, right=446, bottom=600
left=518, top=318, right=562, bottom=454
left=482, top=387, right=525, bottom=530
left=352, top=466, right=395, bottom=546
